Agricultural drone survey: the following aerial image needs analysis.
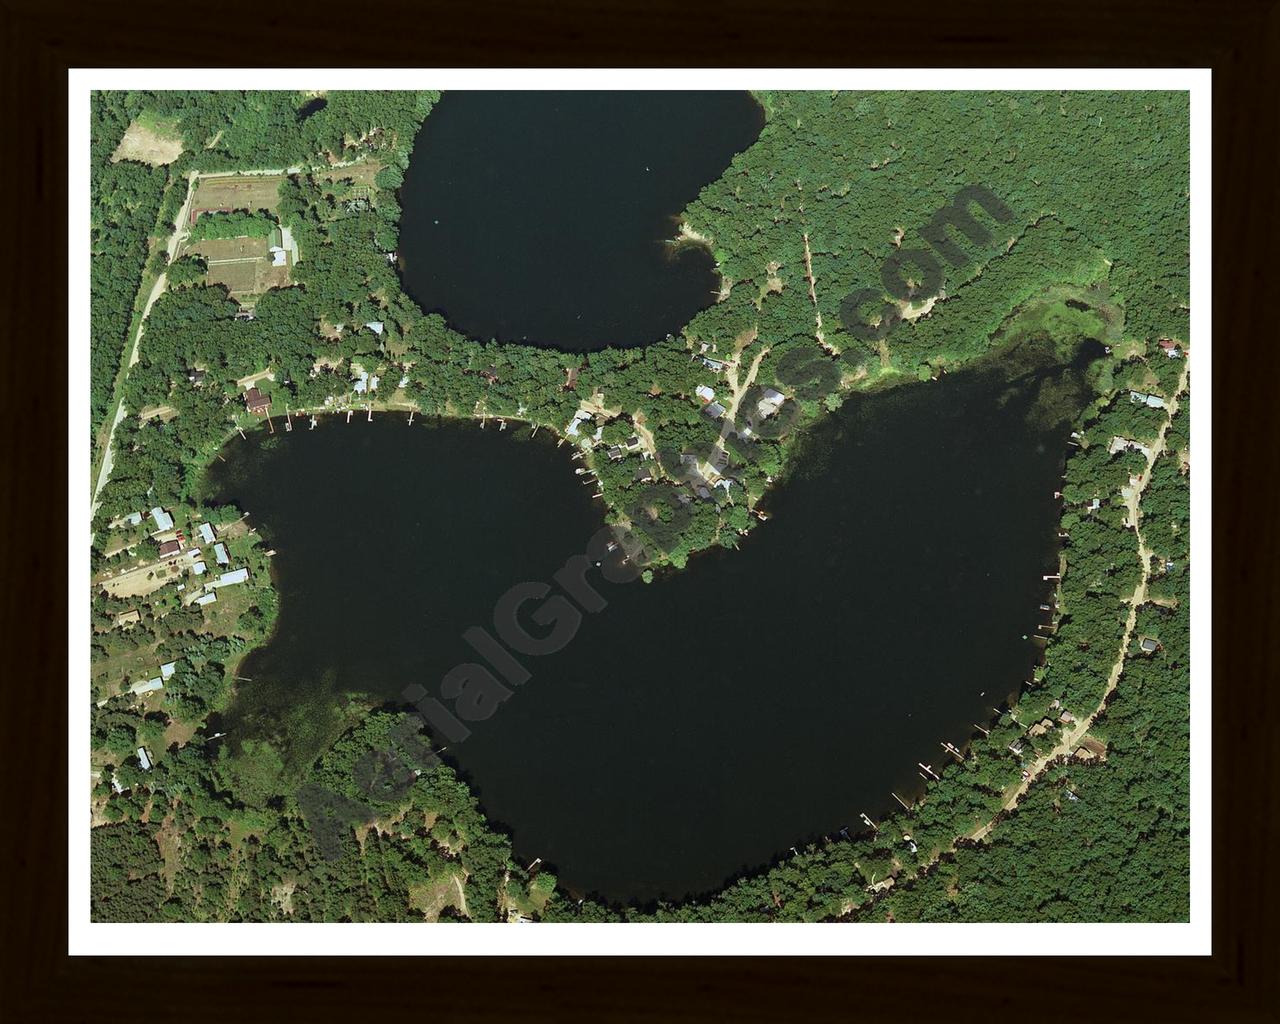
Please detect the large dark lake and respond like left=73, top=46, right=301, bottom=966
left=206, top=345, right=1092, bottom=903
left=396, top=91, right=764, bottom=350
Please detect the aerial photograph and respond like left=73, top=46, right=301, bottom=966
left=86, top=87, right=1192, bottom=927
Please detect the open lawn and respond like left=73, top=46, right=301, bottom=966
left=163, top=717, right=200, bottom=749
left=195, top=584, right=251, bottom=634
left=91, top=639, right=162, bottom=701
left=317, top=160, right=382, bottom=188
left=206, top=259, right=260, bottom=295
left=191, top=174, right=286, bottom=217
left=192, top=236, right=268, bottom=262
left=187, top=235, right=292, bottom=298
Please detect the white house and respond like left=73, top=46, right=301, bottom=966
left=150, top=507, right=174, bottom=532
left=213, top=568, right=250, bottom=588
left=197, top=522, right=216, bottom=545
left=757, top=388, right=786, bottom=418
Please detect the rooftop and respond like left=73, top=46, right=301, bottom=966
left=214, top=568, right=250, bottom=587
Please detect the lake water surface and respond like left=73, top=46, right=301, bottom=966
left=207, top=347, right=1091, bottom=903
left=396, top=91, right=764, bottom=350
left=206, top=92, right=1094, bottom=902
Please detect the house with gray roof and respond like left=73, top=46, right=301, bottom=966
left=213, top=568, right=249, bottom=588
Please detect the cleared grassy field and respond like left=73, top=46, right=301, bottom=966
left=91, top=640, right=162, bottom=701
left=188, top=236, right=290, bottom=297
left=193, top=236, right=267, bottom=262
left=205, top=260, right=260, bottom=295
left=191, top=174, right=287, bottom=217
left=318, top=160, right=382, bottom=187
left=197, top=584, right=250, bottom=635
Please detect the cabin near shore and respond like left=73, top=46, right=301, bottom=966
left=244, top=387, right=272, bottom=415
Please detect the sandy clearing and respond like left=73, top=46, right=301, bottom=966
left=112, top=121, right=184, bottom=166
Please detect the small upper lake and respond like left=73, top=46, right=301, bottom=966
left=396, top=91, right=764, bottom=350
left=206, top=342, right=1095, bottom=903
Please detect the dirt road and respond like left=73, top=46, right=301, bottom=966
left=970, top=359, right=1189, bottom=841
left=91, top=175, right=200, bottom=510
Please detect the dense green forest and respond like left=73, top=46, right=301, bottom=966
left=89, top=89, right=1191, bottom=923
left=186, top=210, right=276, bottom=241
left=89, top=94, right=168, bottom=438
